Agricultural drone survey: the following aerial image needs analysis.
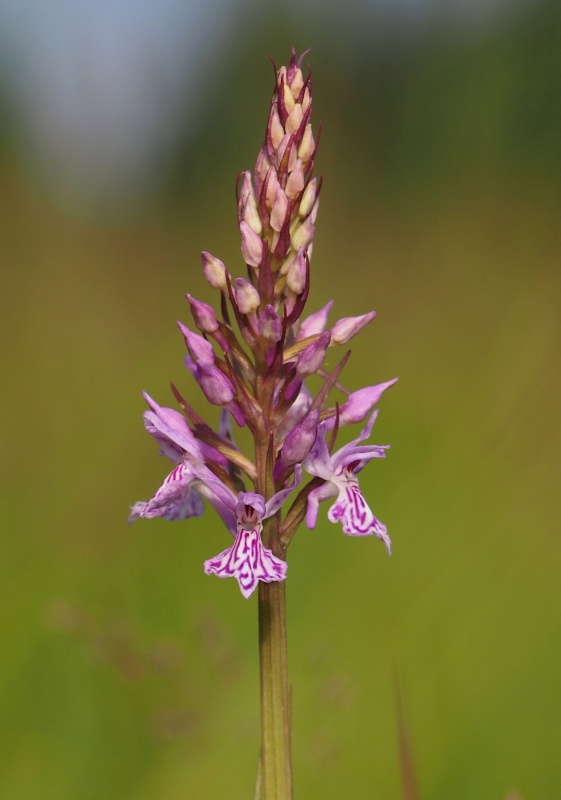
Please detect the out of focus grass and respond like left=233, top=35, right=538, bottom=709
left=1, top=5, right=560, bottom=798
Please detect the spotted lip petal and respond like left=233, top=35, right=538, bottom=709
left=303, top=412, right=391, bottom=552
left=204, top=526, right=287, bottom=599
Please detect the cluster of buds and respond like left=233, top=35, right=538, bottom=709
left=129, top=50, right=397, bottom=598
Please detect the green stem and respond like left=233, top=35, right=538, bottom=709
left=258, top=567, right=293, bottom=799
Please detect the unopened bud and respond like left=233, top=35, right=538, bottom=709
left=277, top=134, right=297, bottom=172
left=264, top=167, right=280, bottom=211
left=283, top=80, right=295, bottom=114
left=270, top=188, right=289, bottom=233
left=289, top=67, right=304, bottom=99
left=271, top=108, right=284, bottom=150
left=286, top=248, right=307, bottom=294
left=234, top=278, right=260, bottom=314
left=331, top=311, right=377, bottom=345
left=279, top=409, right=319, bottom=466
left=239, top=171, right=262, bottom=235
left=177, top=321, right=214, bottom=363
left=299, top=178, right=317, bottom=217
left=258, top=304, right=282, bottom=342
left=296, top=331, right=331, bottom=377
left=240, top=221, right=263, bottom=268
left=187, top=294, right=219, bottom=334
left=286, top=104, right=303, bottom=134
left=196, top=361, right=234, bottom=406
left=291, top=216, right=314, bottom=250
left=298, top=300, right=333, bottom=340
left=286, top=159, right=305, bottom=199
left=325, top=379, right=398, bottom=428
left=201, top=251, right=228, bottom=290
left=298, top=124, right=314, bottom=163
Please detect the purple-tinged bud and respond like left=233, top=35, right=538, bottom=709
left=298, top=177, right=317, bottom=218
left=277, top=134, right=297, bottom=172
left=282, top=80, right=296, bottom=114
left=240, top=221, right=263, bottom=268
left=271, top=108, right=284, bottom=150
left=298, top=124, right=315, bottom=163
left=298, top=300, right=333, bottom=340
left=286, top=104, right=303, bottom=134
left=196, top=360, right=234, bottom=406
left=234, top=278, right=260, bottom=314
left=291, top=216, right=314, bottom=250
left=264, top=168, right=280, bottom=211
left=325, top=379, right=399, bottom=429
left=310, top=196, right=320, bottom=224
left=201, top=251, right=228, bottom=291
left=239, top=171, right=262, bottom=235
left=258, top=304, right=282, bottom=342
left=296, top=331, right=331, bottom=377
left=289, top=67, right=304, bottom=99
left=286, top=247, right=307, bottom=294
left=187, top=294, right=219, bottom=334
left=177, top=321, right=214, bottom=364
left=279, top=409, right=319, bottom=466
left=286, top=159, right=305, bottom=199
left=270, top=188, right=289, bottom=232
left=330, top=311, right=377, bottom=345
left=254, top=147, right=271, bottom=191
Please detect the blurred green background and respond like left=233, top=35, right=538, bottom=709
left=1, top=1, right=560, bottom=798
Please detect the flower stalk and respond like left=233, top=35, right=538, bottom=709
left=129, top=48, right=397, bottom=799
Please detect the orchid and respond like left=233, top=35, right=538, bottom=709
left=304, top=410, right=391, bottom=554
left=129, top=49, right=397, bottom=798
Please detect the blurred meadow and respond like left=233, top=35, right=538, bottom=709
left=1, top=1, right=560, bottom=798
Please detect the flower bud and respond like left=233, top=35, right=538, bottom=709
left=279, top=409, right=319, bottom=466
left=286, top=104, right=303, bottom=134
left=270, top=188, right=289, bottom=233
left=286, top=248, right=307, bottom=294
left=298, top=300, right=333, bottom=340
left=177, top=321, right=214, bottom=364
left=330, top=311, right=377, bottom=345
left=282, top=80, right=295, bottom=114
left=258, top=304, right=282, bottom=342
left=196, top=361, right=234, bottom=406
left=296, top=331, right=331, bottom=377
left=291, top=216, right=314, bottom=250
left=298, top=124, right=315, bottom=163
left=187, top=294, right=219, bottom=334
left=325, top=379, right=398, bottom=428
left=289, top=66, right=304, bottom=99
left=271, top=108, right=284, bottom=150
left=239, top=171, right=262, bottom=235
left=240, top=221, right=263, bottom=268
left=234, top=278, right=260, bottom=314
left=264, top=167, right=280, bottom=211
left=286, top=159, right=305, bottom=199
left=277, top=134, right=297, bottom=172
left=298, top=178, right=317, bottom=218
left=201, top=251, right=228, bottom=290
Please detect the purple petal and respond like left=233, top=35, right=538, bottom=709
left=298, top=300, right=333, bottom=340
left=264, top=465, right=302, bottom=518
left=302, top=421, right=334, bottom=480
left=130, top=462, right=205, bottom=522
left=325, top=379, right=398, bottom=429
left=306, top=481, right=337, bottom=529
left=330, top=311, right=377, bottom=345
